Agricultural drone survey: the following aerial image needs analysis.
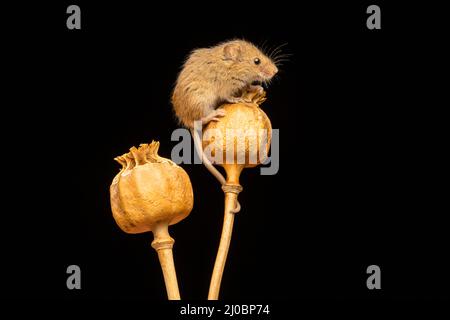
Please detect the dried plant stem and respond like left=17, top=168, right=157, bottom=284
left=208, top=192, right=238, bottom=300
left=151, top=223, right=181, bottom=300
left=208, top=164, right=243, bottom=300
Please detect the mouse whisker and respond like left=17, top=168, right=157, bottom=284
left=259, top=39, right=269, bottom=55
left=274, top=58, right=290, bottom=64
left=273, top=57, right=291, bottom=66
left=273, top=53, right=293, bottom=59
left=272, top=54, right=292, bottom=63
left=273, top=52, right=292, bottom=58
left=269, top=43, right=289, bottom=60
left=268, top=43, right=284, bottom=60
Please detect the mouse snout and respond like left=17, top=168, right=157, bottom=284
left=267, top=65, right=278, bottom=78
left=273, top=66, right=279, bottom=76
left=261, top=65, right=278, bottom=80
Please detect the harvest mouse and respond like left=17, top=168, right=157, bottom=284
left=171, top=39, right=280, bottom=212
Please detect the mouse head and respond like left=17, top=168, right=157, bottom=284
left=221, top=40, right=279, bottom=86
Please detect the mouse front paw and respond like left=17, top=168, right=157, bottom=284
left=242, top=86, right=266, bottom=105
left=248, top=84, right=264, bottom=94
left=201, top=108, right=227, bottom=125
left=227, top=96, right=248, bottom=104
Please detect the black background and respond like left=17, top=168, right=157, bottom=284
left=2, top=0, right=448, bottom=305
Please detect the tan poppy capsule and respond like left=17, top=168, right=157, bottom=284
left=110, top=141, right=193, bottom=300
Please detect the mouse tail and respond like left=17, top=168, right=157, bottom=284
left=191, top=128, right=226, bottom=185
left=191, top=128, right=241, bottom=214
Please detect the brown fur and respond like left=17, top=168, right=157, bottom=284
left=171, top=39, right=278, bottom=128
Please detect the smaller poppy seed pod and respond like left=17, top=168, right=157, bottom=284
left=202, top=89, right=272, bottom=300
left=110, top=141, right=193, bottom=300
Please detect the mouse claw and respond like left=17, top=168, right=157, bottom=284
left=215, top=109, right=226, bottom=117
left=228, top=97, right=246, bottom=104
left=249, top=84, right=264, bottom=94
left=242, top=88, right=266, bottom=105
left=201, top=109, right=227, bottom=125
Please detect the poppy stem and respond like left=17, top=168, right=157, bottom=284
left=208, top=168, right=243, bottom=300
left=208, top=193, right=237, bottom=299
left=152, top=223, right=181, bottom=300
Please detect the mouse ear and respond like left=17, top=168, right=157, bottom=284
left=223, top=43, right=242, bottom=60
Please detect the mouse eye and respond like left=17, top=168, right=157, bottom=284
left=253, top=58, right=261, bottom=65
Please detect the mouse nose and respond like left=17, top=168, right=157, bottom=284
left=272, top=66, right=279, bottom=77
